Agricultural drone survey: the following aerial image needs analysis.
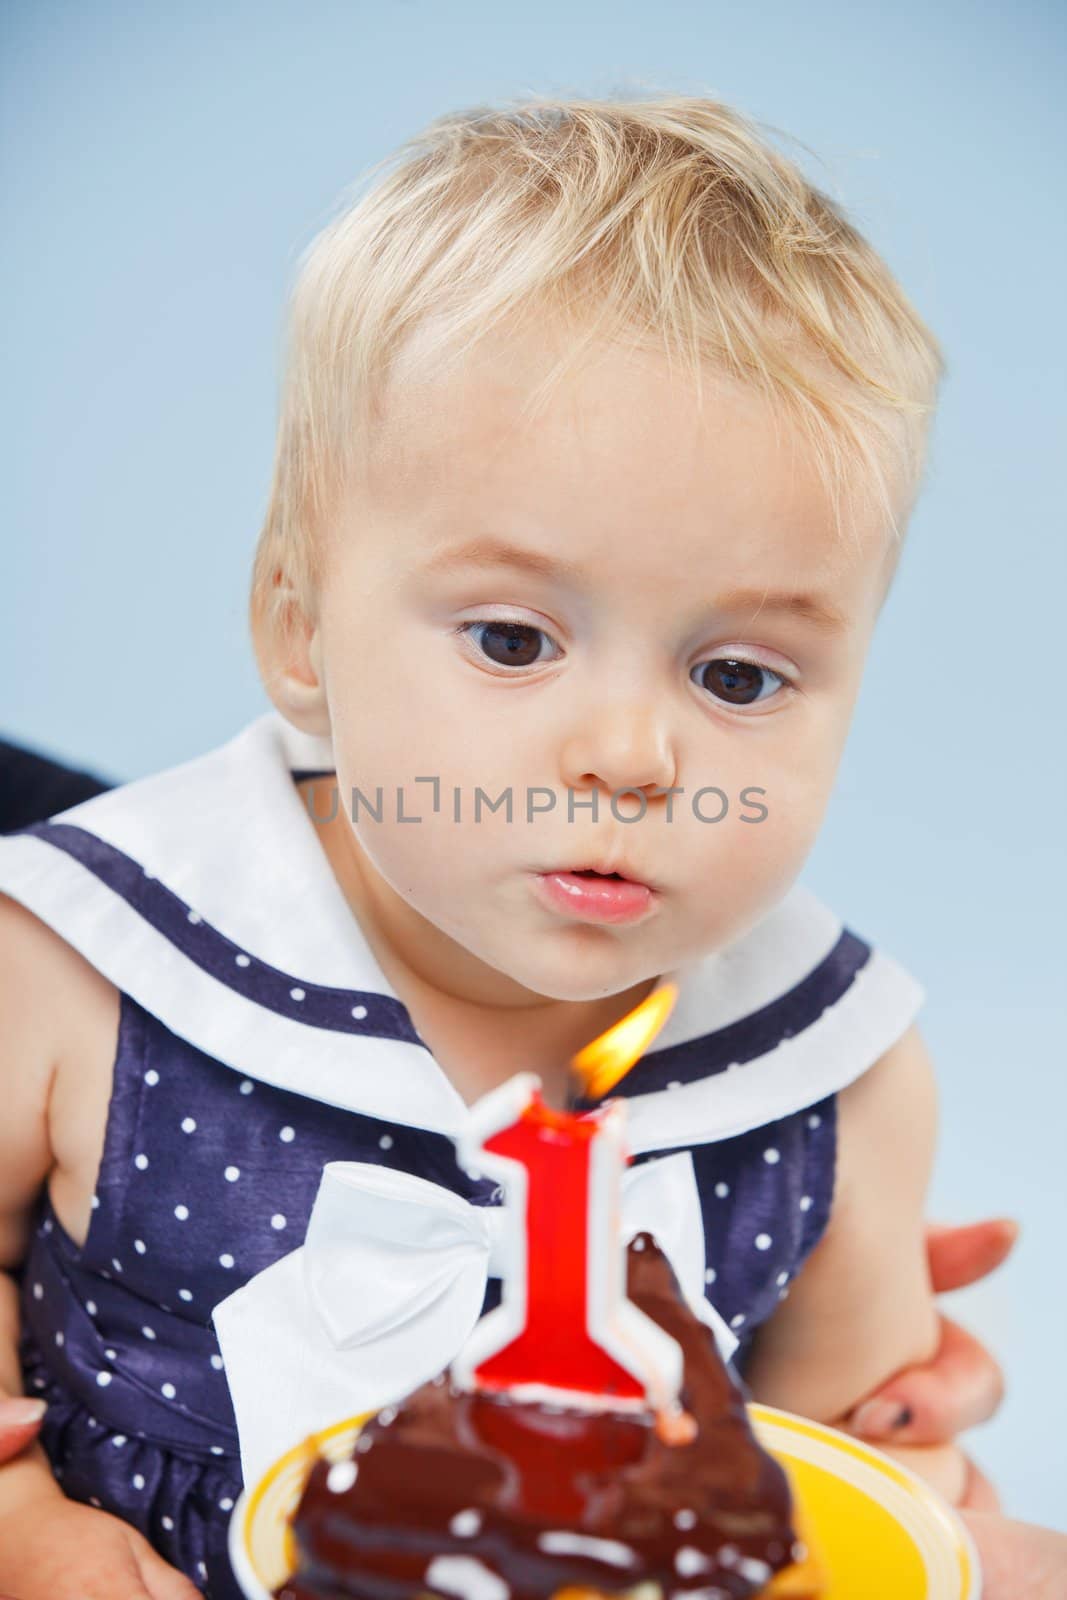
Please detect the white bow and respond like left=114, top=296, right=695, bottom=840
left=212, top=1151, right=737, bottom=1490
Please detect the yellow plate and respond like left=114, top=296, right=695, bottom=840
left=227, top=1402, right=981, bottom=1599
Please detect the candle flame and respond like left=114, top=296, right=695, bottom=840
left=570, top=982, right=678, bottom=1099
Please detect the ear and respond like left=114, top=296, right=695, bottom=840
left=252, top=570, right=332, bottom=739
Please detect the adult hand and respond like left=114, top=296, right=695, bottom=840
left=842, top=1218, right=1017, bottom=1507
left=0, top=1395, right=46, bottom=1460
left=961, top=1510, right=1067, bottom=1600
left=0, top=1489, right=201, bottom=1600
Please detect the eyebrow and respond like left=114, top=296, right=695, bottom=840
left=421, top=537, right=848, bottom=633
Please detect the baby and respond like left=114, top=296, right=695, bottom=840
left=0, top=93, right=977, bottom=1599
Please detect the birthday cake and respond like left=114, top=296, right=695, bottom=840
left=273, top=1231, right=823, bottom=1600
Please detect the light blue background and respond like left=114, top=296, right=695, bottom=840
left=3, top=0, right=1065, bottom=1533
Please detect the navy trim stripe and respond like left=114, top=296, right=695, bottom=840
left=290, top=767, right=337, bottom=783
left=574, top=928, right=873, bottom=1105
left=14, top=820, right=873, bottom=1089
left=13, top=821, right=422, bottom=1045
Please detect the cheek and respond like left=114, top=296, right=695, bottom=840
left=676, top=722, right=843, bottom=932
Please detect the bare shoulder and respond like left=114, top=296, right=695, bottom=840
left=742, top=1022, right=940, bottom=1421
left=0, top=892, right=119, bottom=1269
left=0, top=891, right=120, bottom=1069
left=834, top=1019, right=939, bottom=1207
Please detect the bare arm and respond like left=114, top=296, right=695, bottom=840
left=0, top=894, right=202, bottom=1598
left=742, top=1023, right=971, bottom=1500
left=0, top=891, right=74, bottom=1511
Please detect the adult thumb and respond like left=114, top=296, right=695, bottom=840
left=0, top=1395, right=46, bottom=1460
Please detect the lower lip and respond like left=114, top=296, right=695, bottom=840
left=531, top=871, right=657, bottom=925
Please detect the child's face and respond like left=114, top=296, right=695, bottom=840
left=302, top=324, right=895, bottom=1009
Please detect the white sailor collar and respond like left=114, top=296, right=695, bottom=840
left=0, top=709, right=925, bottom=1153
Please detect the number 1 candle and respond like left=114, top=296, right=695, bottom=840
left=451, top=983, right=685, bottom=1418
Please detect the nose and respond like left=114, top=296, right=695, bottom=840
left=557, top=697, right=677, bottom=803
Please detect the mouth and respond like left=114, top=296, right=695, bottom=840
left=556, top=861, right=657, bottom=891
left=530, top=863, right=660, bottom=926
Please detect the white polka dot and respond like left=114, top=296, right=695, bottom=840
left=799, top=1195, right=814, bottom=1212
left=730, top=1313, right=746, bottom=1329
left=776, top=1271, right=789, bottom=1287
left=673, top=1508, right=697, bottom=1530
left=197, top=1561, right=208, bottom=1581
left=90, top=1496, right=102, bottom=1507
left=86, top=1300, right=97, bottom=1316
left=181, top=1117, right=197, bottom=1134
left=112, top=1434, right=127, bottom=1448
left=755, top=1233, right=773, bottom=1251
left=379, top=1134, right=394, bottom=1150
left=779, top=1286, right=790, bottom=1301
left=219, top=1496, right=234, bottom=1512
left=714, top=1181, right=730, bottom=1199
left=42, top=1218, right=53, bottom=1234
left=32, top=1282, right=43, bottom=1301
left=174, top=1204, right=189, bottom=1221
left=289, top=987, right=305, bottom=1002
left=142, top=1326, right=157, bottom=1340
left=134, top=1239, right=147, bottom=1255
left=161, top=1382, right=176, bottom=1400
left=105, top=1348, right=117, bottom=1360
left=279, top=1126, right=295, bottom=1143
left=210, top=1445, right=225, bottom=1456
left=91, top=1194, right=100, bottom=1209
left=133, top=1473, right=145, bottom=1489
left=134, top=1154, right=149, bottom=1171
left=808, top=1113, right=822, bottom=1129
left=239, top=1079, right=254, bottom=1094
left=144, top=1069, right=159, bottom=1086
left=270, top=1214, right=286, bottom=1230
left=763, top=1147, right=781, bottom=1165
left=178, top=1288, right=193, bottom=1302
left=351, top=1004, right=367, bottom=1020
left=704, top=1267, right=717, bottom=1284
left=31, top=1376, right=45, bottom=1389
left=111, top=1259, right=123, bottom=1273
left=187, top=909, right=202, bottom=924
left=667, top=1079, right=682, bottom=1090
left=55, top=1331, right=65, bottom=1347
left=224, top=1166, right=240, bottom=1182
left=96, top=1371, right=112, bottom=1387
left=210, top=1354, right=224, bottom=1371
left=219, top=1252, right=235, bottom=1269
left=235, top=953, right=251, bottom=967
left=162, top=1514, right=174, bottom=1530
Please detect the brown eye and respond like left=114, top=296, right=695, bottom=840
left=693, top=656, right=785, bottom=708
left=462, top=620, right=553, bottom=669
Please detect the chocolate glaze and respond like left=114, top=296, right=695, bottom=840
left=274, top=1233, right=807, bottom=1600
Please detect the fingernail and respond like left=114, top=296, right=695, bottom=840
left=0, top=1397, right=47, bottom=1424
left=849, top=1399, right=912, bottom=1437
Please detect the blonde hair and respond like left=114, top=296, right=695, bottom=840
left=250, top=90, right=946, bottom=655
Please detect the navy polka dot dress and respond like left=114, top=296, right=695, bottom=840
left=0, top=712, right=927, bottom=1598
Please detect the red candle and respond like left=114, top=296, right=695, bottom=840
left=451, top=1071, right=684, bottom=1415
